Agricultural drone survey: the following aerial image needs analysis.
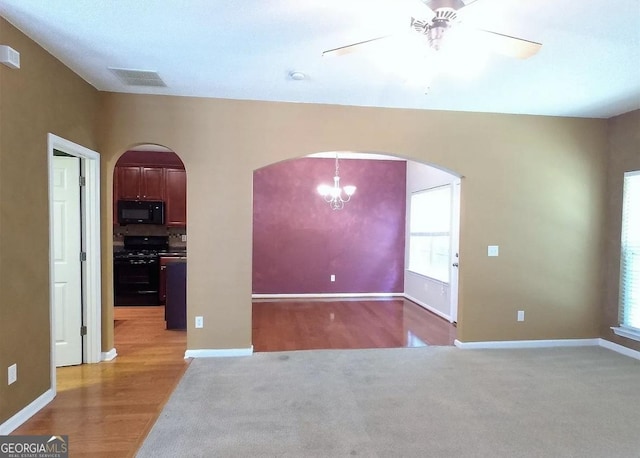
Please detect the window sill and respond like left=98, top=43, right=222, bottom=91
left=611, top=326, right=640, bottom=343
left=406, top=269, right=449, bottom=285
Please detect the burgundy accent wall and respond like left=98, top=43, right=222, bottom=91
left=253, top=157, right=406, bottom=294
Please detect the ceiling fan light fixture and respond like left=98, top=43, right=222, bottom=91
left=427, top=19, right=452, bottom=51
left=322, top=0, right=543, bottom=83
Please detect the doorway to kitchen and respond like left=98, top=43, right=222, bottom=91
left=112, top=144, right=188, bottom=349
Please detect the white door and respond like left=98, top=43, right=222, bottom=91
left=53, top=155, right=83, bottom=366
left=449, top=178, right=461, bottom=323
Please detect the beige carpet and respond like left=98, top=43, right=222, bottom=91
left=138, top=346, right=640, bottom=457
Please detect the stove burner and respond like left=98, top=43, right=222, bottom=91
left=114, top=250, right=159, bottom=260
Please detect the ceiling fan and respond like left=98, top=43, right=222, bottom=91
left=322, top=0, right=542, bottom=60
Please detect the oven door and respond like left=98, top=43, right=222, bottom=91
left=114, top=258, right=160, bottom=305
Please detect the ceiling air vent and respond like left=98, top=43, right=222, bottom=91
left=108, top=68, right=166, bottom=87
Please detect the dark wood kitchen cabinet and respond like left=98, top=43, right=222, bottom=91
left=116, top=166, right=165, bottom=201
left=165, top=168, right=187, bottom=227
left=160, top=256, right=187, bottom=303
left=114, top=150, right=187, bottom=226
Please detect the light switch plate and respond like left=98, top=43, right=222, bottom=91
left=488, top=245, right=499, bottom=257
left=195, top=316, right=203, bottom=328
left=8, top=364, right=17, bottom=385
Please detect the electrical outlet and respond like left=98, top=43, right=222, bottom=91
left=330, top=274, right=335, bottom=282
left=8, top=364, right=17, bottom=385
left=517, top=310, right=525, bottom=322
left=181, top=234, right=187, bottom=242
left=195, top=316, right=204, bottom=328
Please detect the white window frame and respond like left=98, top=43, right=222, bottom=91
left=408, top=185, right=452, bottom=283
left=612, top=170, right=640, bottom=342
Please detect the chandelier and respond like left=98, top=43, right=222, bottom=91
left=317, top=154, right=356, bottom=210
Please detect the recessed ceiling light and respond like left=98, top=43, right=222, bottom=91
left=289, top=71, right=306, bottom=81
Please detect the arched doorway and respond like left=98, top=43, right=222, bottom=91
left=111, top=144, right=188, bottom=352
left=251, top=151, right=460, bottom=350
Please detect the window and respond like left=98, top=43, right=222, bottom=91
left=408, top=185, right=452, bottom=282
left=614, top=171, right=640, bottom=342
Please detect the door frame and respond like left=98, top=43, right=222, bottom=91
left=47, top=134, right=102, bottom=389
left=449, top=178, right=461, bottom=323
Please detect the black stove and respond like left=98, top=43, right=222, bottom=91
left=115, top=236, right=168, bottom=257
left=114, top=236, right=169, bottom=305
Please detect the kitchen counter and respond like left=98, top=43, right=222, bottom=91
left=159, top=249, right=187, bottom=257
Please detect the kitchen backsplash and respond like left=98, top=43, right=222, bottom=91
left=113, top=225, right=187, bottom=248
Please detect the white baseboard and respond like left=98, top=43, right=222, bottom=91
left=252, top=293, right=402, bottom=300
left=403, top=294, right=451, bottom=322
left=598, top=338, right=640, bottom=360
left=0, top=389, right=55, bottom=435
left=454, top=338, right=601, bottom=349
left=185, top=346, right=254, bottom=358
left=455, top=337, right=640, bottom=361
left=101, top=348, right=117, bottom=361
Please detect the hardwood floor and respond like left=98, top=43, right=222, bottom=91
left=11, top=299, right=455, bottom=457
left=253, top=298, right=456, bottom=351
left=13, top=306, right=189, bottom=458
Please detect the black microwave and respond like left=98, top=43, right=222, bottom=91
left=117, top=200, right=164, bottom=225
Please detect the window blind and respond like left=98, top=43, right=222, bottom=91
left=408, top=185, right=452, bottom=282
left=619, top=171, right=640, bottom=331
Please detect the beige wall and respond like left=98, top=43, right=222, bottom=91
left=602, top=110, right=640, bottom=351
left=98, top=93, right=608, bottom=351
left=0, top=18, right=99, bottom=424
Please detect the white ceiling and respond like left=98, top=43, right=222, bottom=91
left=1, top=0, right=639, bottom=118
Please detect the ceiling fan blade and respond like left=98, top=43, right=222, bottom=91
left=322, top=35, right=393, bottom=57
left=477, top=29, right=542, bottom=59
left=461, top=0, right=481, bottom=8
